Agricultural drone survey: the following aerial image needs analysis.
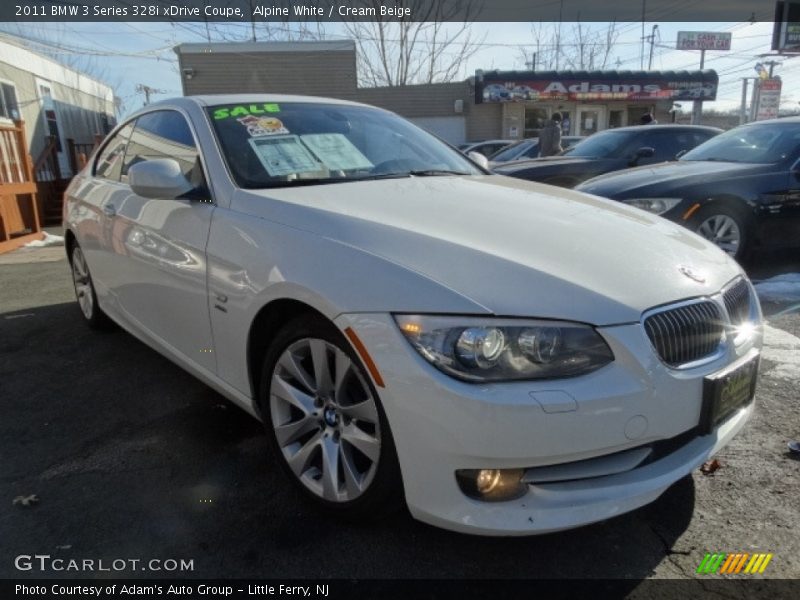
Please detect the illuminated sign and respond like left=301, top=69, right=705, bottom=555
left=772, top=1, right=800, bottom=52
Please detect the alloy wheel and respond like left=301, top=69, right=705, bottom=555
left=71, top=247, right=94, bottom=319
left=269, top=338, right=381, bottom=503
left=696, top=214, right=741, bottom=256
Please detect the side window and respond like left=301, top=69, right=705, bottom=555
left=692, top=131, right=716, bottom=149
left=633, top=131, right=688, bottom=162
left=521, top=143, right=540, bottom=159
left=94, top=122, right=134, bottom=181
left=0, top=82, right=19, bottom=120
left=121, top=110, right=202, bottom=185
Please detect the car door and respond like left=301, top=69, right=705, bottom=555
left=757, top=143, right=800, bottom=247
left=71, top=120, right=136, bottom=310
left=108, top=109, right=216, bottom=372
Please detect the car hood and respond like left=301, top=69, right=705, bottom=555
left=236, top=175, right=742, bottom=325
left=577, top=160, right=767, bottom=196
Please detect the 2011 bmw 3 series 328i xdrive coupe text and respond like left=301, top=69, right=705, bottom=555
left=64, top=95, right=762, bottom=535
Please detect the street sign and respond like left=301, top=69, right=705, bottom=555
left=772, top=1, right=800, bottom=53
left=677, top=31, right=732, bottom=51
left=754, top=79, right=782, bottom=121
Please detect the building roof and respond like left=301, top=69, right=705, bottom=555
left=0, top=34, right=114, bottom=102
left=174, top=40, right=356, bottom=55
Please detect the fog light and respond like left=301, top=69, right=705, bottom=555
left=476, top=469, right=501, bottom=493
left=456, top=468, right=526, bottom=502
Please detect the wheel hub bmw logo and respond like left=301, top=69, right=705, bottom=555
left=324, top=406, right=339, bottom=427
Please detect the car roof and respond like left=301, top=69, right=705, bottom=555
left=143, top=94, right=374, bottom=110
left=594, top=124, right=722, bottom=133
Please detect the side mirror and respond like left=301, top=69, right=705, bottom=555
left=468, top=151, right=490, bottom=170
left=629, top=146, right=656, bottom=166
left=128, top=159, right=194, bottom=199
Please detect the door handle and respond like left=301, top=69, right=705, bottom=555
left=102, top=203, right=116, bottom=217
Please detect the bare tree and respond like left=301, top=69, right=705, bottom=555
left=342, top=0, right=485, bottom=87
left=519, top=21, right=620, bottom=72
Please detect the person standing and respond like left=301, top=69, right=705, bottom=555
left=640, top=112, right=658, bottom=125
left=538, top=113, right=563, bottom=157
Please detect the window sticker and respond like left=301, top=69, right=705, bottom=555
left=300, top=134, right=373, bottom=171
left=212, top=104, right=280, bottom=120
left=238, top=115, right=289, bottom=137
left=248, top=136, right=323, bottom=177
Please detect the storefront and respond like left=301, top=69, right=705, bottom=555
left=175, top=43, right=720, bottom=145
left=474, top=70, right=719, bottom=139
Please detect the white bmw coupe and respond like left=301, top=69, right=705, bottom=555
left=64, top=95, right=762, bottom=535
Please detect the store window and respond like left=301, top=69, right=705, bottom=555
left=559, top=111, right=572, bottom=135
left=0, top=83, right=19, bottom=121
left=524, top=107, right=549, bottom=138
left=609, top=110, right=625, bottom=129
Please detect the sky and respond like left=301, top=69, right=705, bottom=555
left=0, top=19, right=795, bottom=117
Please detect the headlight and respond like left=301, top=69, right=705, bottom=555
left=624, top=197, right=682, bottom=214
left=394, top=315, right=614, bottom=382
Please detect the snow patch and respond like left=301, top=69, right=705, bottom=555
left=24, top=232, right=65, bottom=248
left=754, top=273, right=800, bottom=304
left=762, top=323, right=800, bottom=381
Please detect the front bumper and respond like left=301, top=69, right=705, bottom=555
left=335, top=313, right=761, bottom=536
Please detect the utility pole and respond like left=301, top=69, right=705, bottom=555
left=135, top=84, right=166, bottom=106
left=647, top=24, right=659, bottom=70
left=640, top=0, right=647, bottom=69
left=763, top=60, right=781, bottom=77
left=690, top=49, right=706, bottom=125
left=740, top=78, right=752, bottom=125
left=556, top=0, right=564, bottom=70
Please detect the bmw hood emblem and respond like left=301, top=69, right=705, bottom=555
left=678, top=265, right=706, bottom=284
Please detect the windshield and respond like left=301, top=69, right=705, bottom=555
left=563, top=130, right=638, bottom=158
left=208, top=102, right=481, bottom=188
left=681, top=122, right=800, bottom=164
left=489, top=140, right=535, bottom=162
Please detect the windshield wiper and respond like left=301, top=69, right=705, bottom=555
left=407, top=169, right=473, bottom=176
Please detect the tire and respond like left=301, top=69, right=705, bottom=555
left=689, top=203, right=751, bottom=262
left=69, top=244, right=112, bottom=330
left=258, top=314, right=403, bottom=518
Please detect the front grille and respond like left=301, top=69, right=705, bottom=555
left=644, top=300, right=724, bottom=367
left=723, top=279, right=751, bottom=325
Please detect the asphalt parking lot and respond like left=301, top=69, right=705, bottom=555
left=1, top=240, right=799, bottom=585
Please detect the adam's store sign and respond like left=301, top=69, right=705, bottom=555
left=478, top=73, right=718, bottom=103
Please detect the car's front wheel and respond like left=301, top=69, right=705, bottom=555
left=259, top=315, right=402, bottom=517
left=690, top=203, right=750, bottom=261
left=70, top=244, right=111, bottom=329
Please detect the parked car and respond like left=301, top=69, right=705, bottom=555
left=458, top=139, right=514, bottom=158
left=483, top=84, right=511, bottom=102
left=65, top=95, right=762, bottom=536
left=488, top=136, right=585, bottom=165
left=576, top=118, right=800, bottom=260
left=494, top=125, right=721, bottom=188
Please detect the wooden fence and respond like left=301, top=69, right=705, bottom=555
left=0, top=120, right=42, bottom=254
